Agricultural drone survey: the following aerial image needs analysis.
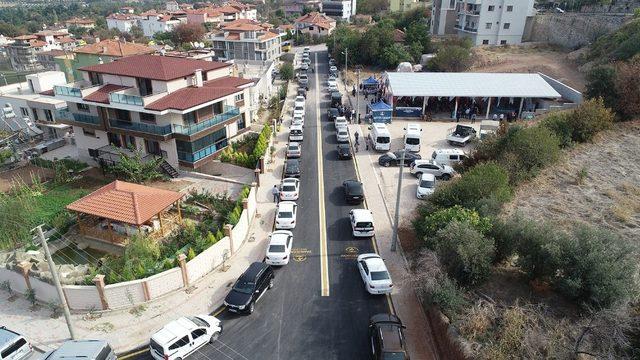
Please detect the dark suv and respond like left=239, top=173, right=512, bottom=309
left=343, top=179, right=364, bottom=204
left=369, top=314, right=409, bottom=360
left=284, top=159, right=301, bottom=178
left=224, top=262, right=275, bottom=314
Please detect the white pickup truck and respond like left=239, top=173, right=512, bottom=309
left=446, top=125, right=477, bottom=146
left=479, top=120, right=500, bottom=140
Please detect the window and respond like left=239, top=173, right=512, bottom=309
left=140, top=112, right=156, bottom=123
left=487, top=5, right=495, bottom=11
left=20, top=107, right=29, bottom=116
left=500, top=40, right=507, bottom=45
left=485, top=22, right=492, bottom=29
left=122, top=135, right=136, bottom=149
left=83, top=128, right=96, bottom=137
left=503, top=23, right=510, bottom=29
left=507, top=5, right=513, bottom=11
left=88, top=71, right=103, bottom=86
left=234, top=93, right=244, bottom=102
left=1, top=338, right=27, bottom=358
left=145, top=139, right=161, bottom=155
left=360, top=261, right=369, bottom=274
left=136, top=77, right=153, bottom=96
left=237, top=115, right=246, bottom=130
left=191, top=329, right=207, bottom=340
left=115, top=109, right=131, bottom=121
left=108, top=132, right=122, bottom=147
left=169, top=336, right=189, bottom=350
left=183, top=111, right=196, bottom=125
left=482, top=40, right=490, bottom=44
left=95, top=345, right=113, bottom=360
left=44, top=109, right=53, bottom=122
left=31, top=108, right=39, bottom=121
left=77, top=103, right=90, bottom=112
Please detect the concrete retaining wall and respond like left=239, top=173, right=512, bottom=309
left=524, top=13, right=631, bottom=48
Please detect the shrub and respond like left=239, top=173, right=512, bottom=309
left=25, top=288, right=37, bottom=306
left=430, top=162, right=512, bottom=210
left=613, top=57, right=640, bottom=119
left=498, top=126, right=561, bottom=183
left=279, top=62, right=294, bottom=81
left=513, top=220, right=564, bottom=281
left=430, top=275, right=468, bottom=318
left=106, top=149, right=165, bottom=184
left=187, top=247, right=196, bottom=261
left=566, top=98, right=614, bottom=143
left=414, top=205, right=492, bottom=243
left=433, top=221, right=495, bottom=285
left=585, top=65, right=618, bottom=110
left=540, top=112, right=573, bottom=148
left=0, top=149, right=13, bottom=164
left=489, top=216, right=537, bottom=264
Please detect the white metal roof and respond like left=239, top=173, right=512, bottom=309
left=385, top=72, right=562, bottom=98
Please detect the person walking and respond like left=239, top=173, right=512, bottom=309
left=465, top=107, right=470, bottom=119
left=272, top=185, right=280, bottom=203
left=471, top=113, right=476, bottom=124
left=456, top=111, right=461, bottom=123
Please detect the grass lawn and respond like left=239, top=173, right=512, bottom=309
left=30, top=184, right=92, bottom=226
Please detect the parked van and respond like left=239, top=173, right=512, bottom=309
left=289, top=125, right=304, bottom=142
left=150, top=316, right=222, bottom=360
left=431, top=148, right=468, bottom=166
left=350, top=209, right=375, bottom=238
left=43, top=340, right=115, bottom=360
left=369, top=123, right=391, bottom=152
left=404, top=123, right=422, bottom=152
left=0, top=327, right=32, bottom=360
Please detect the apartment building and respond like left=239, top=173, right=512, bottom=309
left=7, top=35, right=47, bottom=72
left=321, top=0, right=356, bottom=20
left=432, top=0, right=535, bottom=45
left=208, top=20, right=283, bottom=61
left=294, top=12, right=336, bottom=37
left=139, top=11, right=185, bottom=37
left=186, top=8, right=224, bottom=26
left=107, top=14, right=140, bottom=33
left=52, top=55, right=255, bottom=170
left=389, top=0, right=421, bottom=12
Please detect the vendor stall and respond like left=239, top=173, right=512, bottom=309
left=367, top=101, right=392, bottom=123
left=361, top=76, right=379, bottom=95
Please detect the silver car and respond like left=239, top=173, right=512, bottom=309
left=286, top=142, right=302, bottom=158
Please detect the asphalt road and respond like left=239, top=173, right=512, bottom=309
left=133, top=48, right=388, bottom=360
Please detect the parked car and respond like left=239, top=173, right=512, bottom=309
left=327, top=78, right=337, bottom=88
left=377, top=151, right=421, bottom=167
left=327, top=107, right=340, bottom=121
left=223, top=262, right=274, bottom=314
left=284, top=159, right=301, bottom=178
left=298, top=74, right=308, bottom=87
left=343, top=179, right=364, bottom=204
left=294, top=96, right=305, bottom=108
left=286, top=142, right=301, bottom=159
left=292, top=115, right=304, bottom=128
left=410, top=160, right=455, bottom=180
left=337, top=143, right=352, bottom=159
left=431, top=148, right=468, bottom=166
left=297, top=87, right=307, bottom=99
left=329, top=65, right=338, bottom=74
left=336, top=127, right=349, bottom=143
left=293, top=104, right=305, bottom=118
left=289, top=125, right=303, bottom=142
left=357, top=253, right=393, bottom=295
left=334, top=116, right=348, bottom=129
left=416, top=173, right=436, bottom=199
left=149, top=316, right=222, bottom=360
left=446, top=124, right=477, bottom=146
left=300, top=62, right=309, bottom=71
left=280, top=178, right=300, bottom=201
left=0, top=327, right=32, bottom=360
left=44, top=340, right=115, bottom=360
left=350, top=209, right=375, bottom=237
left=276, top=201, right=297, bottom=229
left=330, top=91, right=342, bottom=107
left=265, top=230, right=293, bottom=266
left=369, top=314, right=409, bottom=360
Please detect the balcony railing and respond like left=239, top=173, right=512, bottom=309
left=177, top=139, right=228, bottom=163
left=55, top=109, right=101, bottom=125
left=454, top=25, right=478, bottom=32
left=108, top=119, right=173, bottom=136
left=172, top=105, right=240, bottom=136
left=109, top=93, right=144, bottom=106
left=54, top=85, right=82, bottom=98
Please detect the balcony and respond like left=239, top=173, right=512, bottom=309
left=53, top=80, right=101, bottom=98
left=55, top=109, right=103, bottom=128
left=454, top=25, right=478, bottom=33
left=172, top=105, right=240, bottom=136
left=108, top=118, right=173, bottom=137
left=461, top=9, right=481, bottom=15
left=177, top=139, right=228, bottom=164
left=108, top=89, right=169, bottom=108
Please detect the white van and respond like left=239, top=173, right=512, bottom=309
left=350, top=209, right=375, bottom=237
left=404, top=123, right=422, bottom=152
left=431, top=148, right=468, bottom=166
left=43, top=340, right=116, bottom=360
left=150, top=316, right=222, bottom=360
left=0, top=327, right=32, bottom=360
left=369, top=123, right=391, bottom=152
left=289, top=124, right=303, bottom=142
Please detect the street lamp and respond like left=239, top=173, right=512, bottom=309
left=390, top=150, right=405, bottom=252
left=341, top=48, right=348, bottom=85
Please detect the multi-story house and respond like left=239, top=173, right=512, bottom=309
left=433, top=0, right=535, bottom=45
left=432, top=0, right=459, bottom=35
left=186, top=7, right=224, bottom=26
left=208, top=20, right=283, bottom=61
left=389, top=0, right=421, bottom=12
left=7, top=35, right=47, bottom=72
left=52, top=54, right=256, bottom=171
left=36, top=50, right=67, bottom=71
left=217, top=3, right=257, bottom=23
left=294, top=12, right=336, bottom=37
left=64, top=18, right=96, bottom=30
left=321, top=0, right=356, bottom=20
left=139, top=11, right=185, bottom=37
left=107, top=13, right=141, bottom=33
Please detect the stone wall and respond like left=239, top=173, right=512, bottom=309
left=524, top=13, right=632, bottom=49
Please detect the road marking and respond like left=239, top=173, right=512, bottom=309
left=315, top=51, right=330, bottom=297
left=291, top=247, right=311, bottom=262
left=117, top=349, right=148, bottom=360
left=212, top=306, right=226, bottom=316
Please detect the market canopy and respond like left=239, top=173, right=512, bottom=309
left=385, top=72, right=562, bottom=98
left=362, top=76, right=379, bottom=86
left=368, top=101, right=392, bottom=111
left=67, top=180, right=184, bottom=225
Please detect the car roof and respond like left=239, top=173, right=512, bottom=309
left=282, top=178, right=298, bottom=184
left=45, top=340, right=110, bottom=360
left=420, top=173, right=436, bottom=181
left=414, top=159, right=438, bottom=165
left=362, top=254, right=386, bottom=271
left=336, top=116, right=346, bottom=120
left=290, top=124, right=303, bottom=130
left=434, top=148, right=465, bottom=155
left=278, top=201, right=296, bottom=212
left=344, top=179, right=360, bottom=186
left=269, top=231, right=291, bottom=245
left=152, top=317, right=199, bottom=345
left=240, top=262, right=269, bottom=282
left=288, top=142, right=300, bottom=148
left=370, top=313, right=402, bottom=326
left=338, top=143, right=350, bottom=148
left=351, top=209, right=373, bottom=221
left=286, top=159, right=299, bottom=165
left=0, top=327, right=21, bottom=346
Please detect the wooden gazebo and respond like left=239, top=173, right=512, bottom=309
left=66, top=180, right=184, bottom=245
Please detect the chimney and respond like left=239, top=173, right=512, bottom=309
left=194, top=69, right=203, bottom=87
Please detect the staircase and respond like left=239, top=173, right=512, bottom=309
left=158, top=159, right=180, bottom=178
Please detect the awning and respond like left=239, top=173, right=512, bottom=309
left=361, top=76, right=379, bottom=86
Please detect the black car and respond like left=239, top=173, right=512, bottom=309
left=224, top=262, right=274, bottom=314
left=327, top=108, right=340, bottom=121
left=284, top=159, right=301, bottom=178
left=343, top=179, right=364, bottom=204
left=378, top=151, right=421, bottom=167
left=297, top=87, right=307, bottom=99
left=369, top=314, right=409, bottom=360
left=331, top=92, right=342, bottom=108
left=337, top=144, right=352, bottom=159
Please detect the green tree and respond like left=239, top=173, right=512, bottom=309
left=107, top=149, right=165, bottom=184
left=280, top=62, right=294, bottom=81
left=404, top=21, right=432, bottom=54
left=498, top=126, right=561, bottom=183
left=428, top=45, right=472, bottom=72
left=613, top=56, right=640, bottom=119
left=566, top=98, right=614, bottom=143
left=414, top=205, right=492, bottom=243
left=171, top=23, right=206, bottom=45
left=585, top=65, right=618, bottom=110
left=380, top=43, right=413, bottom=68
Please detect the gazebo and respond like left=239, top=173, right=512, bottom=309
left=66, top=180, right=184, bottom=245
left=361, top=76, right=379, bottom=94
left=367, top=101, right=393, bottom=123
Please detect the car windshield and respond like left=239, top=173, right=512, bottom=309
left=406, top=138, right=420, bottom=145
left=420, top=180, right=435, bottom=188
left=288, top=146, right=298, bottom=151
left=282, top=185, right=296, bottom=192
left=287, top=163, right=299, bottom=171
left=382, top=352, right=407, bottom=360
left=348, top=185, right=363, bottom=195
left=378, top=137, right=390, bottom=144
left=356, top=221, right=373, bottom=228
left=188, top=316, right=209, bottom=328
left=279, top=211, right=293, bottom=218
left=269, top=244, right=286, bottom=253
left=232, top=280, right=255, bottom=294
left=338, top=131, right=347, bottom=136
left=371, top=271, right=390, bottom=280
left=295, top=106, right=303, bottom=111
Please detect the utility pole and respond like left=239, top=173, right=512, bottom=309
left=390, top=150, right=405, bottom=252
left=355, top=66, right=361, bottom=124
left=344, top=48, right=348, bottom=85
left=35, top=225, right=76, bottom=339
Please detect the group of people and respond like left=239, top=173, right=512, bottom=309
left=455, top=106, right=480, bottom=123
left=338, top=104, right=358, bottom=124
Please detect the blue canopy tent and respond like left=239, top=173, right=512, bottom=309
left=361, top=76, right=379, bottom=94
left=367, top=101, right=392, bottom=123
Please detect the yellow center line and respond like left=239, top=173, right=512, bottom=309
left=315, top=51, right=330, bottom=297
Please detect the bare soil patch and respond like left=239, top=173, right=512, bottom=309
left=0, top=164, right=54, bottom=192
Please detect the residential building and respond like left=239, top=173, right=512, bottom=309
left=294, top=12, right=336, bottom=37
left=186, top=8, right=224, bottom=26
left=321, top=0, right=356, bottom=20
left=64, top=18, right=96, bottom=29
left=208, top=19, right=283, bottom=61
left=37, top=50, right=67, bottom=71
left=433, top=0, right=535, bottom=45
left=55, top=39, right=156, bottom=82
left=120, top=6, right=136, bottom=14
left=0, top=71, right=69, bottom=139
left=6, top=35, right=47, bottom=72
left=225, top=1, right=258, bottom=21
left=166, top=1, right=180, bottom=12
left=389, top=0, right=421, bottom=12
left=107, top=14, right=141, bottom=33
left=139, top=11, right=185, bottom=37
left=52, top=54, right=256, bottom=170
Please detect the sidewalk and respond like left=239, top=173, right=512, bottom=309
left=0, top=106, right=292, bottom=356
left=337, top=77, right=441, bottom=360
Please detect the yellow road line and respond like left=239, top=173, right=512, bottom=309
left=212, top=306, right=226, bottom=316
left=315, top=52, right=330, bottom=297
left=118, top=348, right=148, bottom=360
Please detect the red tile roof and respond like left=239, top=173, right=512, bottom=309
left=204, top=76, right=254, bottom=88
left=83, top=84, right=131, bottom=104
left=80, top=55, right=231, bottom=81
left=13, top=35, right=37, bottom=40
left=107, top=13, right=139, bottom=20
left=145, top=76, right=252, bottom=111
left=66, top=18, right=95, bottom=25
left=295, top=12, right=335, bottom=30
left=66, top=180, right=184, bottom=225
left=75, top=39, right=155, bottom=57
left=37, top=49, right=67, bottom=57
left=216, top=5, right=241, bottom=13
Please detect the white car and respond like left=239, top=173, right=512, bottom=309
left=275, top=201, right=297, bottom=229
left=327, top=78, right=337, bottom=88
left=300, top=62, right=309, bottom=71
left=329, top=65, right=338, bottom=73
left=416, top=173, right=436, bottom=199
left=328, top=84, right=338, bottom=93
left=336, top=127, right=349, bottom=143
left=294, top=96, right=305, bottom=108
left=265, top=230, right=293, bottom=266
left=410, top=160, right=456, bottom=180
left=293, top=104, right=305, bottom=118
left=357, top=253, right=393, bottom=295
left=280, top=178, right=300, bottom=200
left=292, top=114, right=304, bottom=127
left=334, top=116, right=348, bottom=129
left=149, top=315, right=222, bottom=360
